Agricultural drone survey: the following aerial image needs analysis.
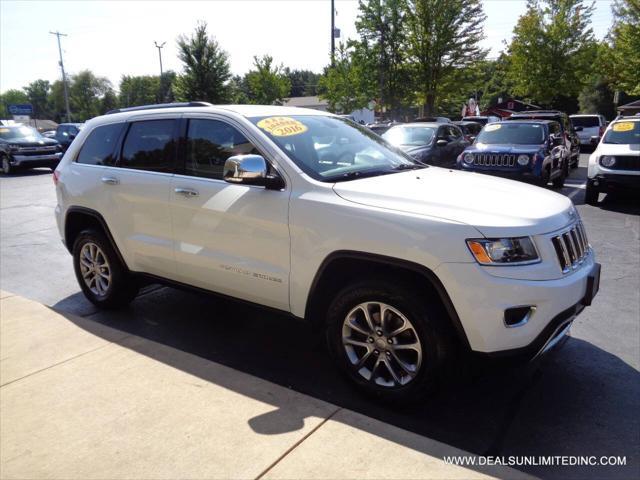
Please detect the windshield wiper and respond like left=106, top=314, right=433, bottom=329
left=392, top=163, right=426, bottom=170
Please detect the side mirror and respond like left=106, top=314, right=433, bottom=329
left=469, top=136, right=476, bottom=142
left=436, top=139, right=448, bottom=147
left=573, top=126, right=583, bottom=132
left=68, top=133, right=76, bottom=140
left=223, top=154, right=284, bottom=190
left=590, top=136, right=599, bottom=145
left=551, top=136, right=564, bottom=147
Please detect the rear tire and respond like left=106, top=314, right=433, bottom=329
left=552, top=160, right=568, bottom=189
left=325, top=278, right=455, bottom=403
left=538, top=166, right=551, bottom=187
left=72, top=229, right=139, bottom=309
left=584, top=181, right=599, bottom=206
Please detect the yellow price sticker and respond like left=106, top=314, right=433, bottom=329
left=612, top=122, right=634, bottom=132
left=484, top=124, right=501, bottom=131
left=257, top=117, right=308, bottom=137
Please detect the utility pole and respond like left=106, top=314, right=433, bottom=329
left=331, top=0, right=335, bottom=66
left=154, top=41, right=166, bottom=103
left=50, top=31, right=71, bottom=123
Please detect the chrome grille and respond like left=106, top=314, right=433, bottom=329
left=551, top=222, right=590, bottom=273
left=473, top=153, right=516, bottom=167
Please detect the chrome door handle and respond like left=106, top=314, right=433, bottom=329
left=174, top=187, right=199, bottom=197
left=101, top=176, right=119, bottom=185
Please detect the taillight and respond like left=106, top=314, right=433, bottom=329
left=52, top=170, right=60, bottom=186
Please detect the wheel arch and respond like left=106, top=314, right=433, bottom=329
left=64, top=206, right=129, bottom=271
left=304, top=250, right=471, bottom=351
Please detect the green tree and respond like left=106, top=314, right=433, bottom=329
left=246, top=55, right=291, bottom=105
left=285, top=69, right=321, bottom=97
left=69, top=70, right=115, bottom=121
left=174, top=22, right=232, bottom=103
left=578, top=76, right=616, bottom=118
left=229, top=75, right=251, bottom=104
left=119, top=75, right=160, bottom=107
left=405, top=0, right=487, bottom=116
left=48, top=80, right=68, bottom=122
left=0, top=89, right=29, bottom=116
left=356, top=0, right=410, bottom=118
left=506, top=0, right=597, bottom=108
left=319, top=43, right=373, bottom=114
left=23, top=80, right=51, bottom=118
left=608, top=0, right=640, bottom=95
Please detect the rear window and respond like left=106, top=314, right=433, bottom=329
left=76, top=123, right=123, bottom=166
left=571, top=116, right=600, bottom=128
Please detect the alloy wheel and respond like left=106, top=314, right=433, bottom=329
left=341, top=301, right=423, bottom=388
left=79, top=242, right=111, bottom=297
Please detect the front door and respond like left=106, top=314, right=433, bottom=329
left=169, top=116, right=291, bottom=311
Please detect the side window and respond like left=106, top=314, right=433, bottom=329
left=76, top=123, right=123, bottom=166
left=56, top=126, right=68, bottom=138
left=449, top=126, right=463, bottom=140
left=185, top=119, right=260, bottom=180
left=120, top=120, right=176, bottom=173
left=549, top=122, right=560, bottom=136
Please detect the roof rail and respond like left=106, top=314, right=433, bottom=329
left=106, top=101, right=213, bottom=115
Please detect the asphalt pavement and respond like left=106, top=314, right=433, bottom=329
left=1, top=153, right=638, bottom=479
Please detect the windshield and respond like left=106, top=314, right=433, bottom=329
left=476, top=123, right=545, bottom=145
left=571, top=116, right=600, bottom=128
left=603, top=121, right=640, bottom=144
left=250, top=115, right=423, bottom=182
left=382, top=126, right=436, bottom=147
left=0, top=126, right=43, bottom=141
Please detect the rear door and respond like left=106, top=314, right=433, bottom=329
left=100, top=116, right=179, bottom=278
left=169, top=114, right=290, bottom=311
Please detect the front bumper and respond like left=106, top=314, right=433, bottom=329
left=459, top=167, right=543, bottom=185
left=590, top=173, right=640, bottom=192
left=435, top=255, right=599, bottom=355
left=9, top=152, right=62, bottom=168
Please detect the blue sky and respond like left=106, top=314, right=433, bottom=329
left=0, top=0, right=615, bottom=93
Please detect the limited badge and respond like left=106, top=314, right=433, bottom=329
left=257, top=117, right=308, bottom=137
left=484, top=124, right=501, bottom=131
left=612, top=122, right=634, bottom=132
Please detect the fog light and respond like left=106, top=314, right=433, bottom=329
left=517, top=154, right=530, bottom=166
left=504, top=306, right=535, bottom=327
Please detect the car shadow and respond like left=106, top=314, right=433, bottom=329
left=0, top=168, right=53, bottom=178
left=52, top=287, right=640, bottom=479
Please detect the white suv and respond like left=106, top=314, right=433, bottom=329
left=586, top=116, right=640, bottom=205
left=54, top=103, right=600, bottom=401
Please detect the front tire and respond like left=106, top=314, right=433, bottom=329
left=584, top=181, right=599, bottom=206
left=1, top=155, right=12, bottom=175
left=72, top=229, right=139, bottom=308
left=325, top=279, right=454, bottom=403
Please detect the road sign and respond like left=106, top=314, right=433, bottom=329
left=8, top=104, right=33, bottom=115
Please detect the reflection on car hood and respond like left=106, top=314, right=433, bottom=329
left=2, top=137, right=59, bottom=148
left=467, top=143, right=543, bottom=153
left=332, top=167, right=575, bottom=237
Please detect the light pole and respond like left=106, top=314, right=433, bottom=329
left=50, top=31, right=71, bottom=122
left=154, top=41, right=166, bottom=103
left=331, top=0, right=335, bottom=66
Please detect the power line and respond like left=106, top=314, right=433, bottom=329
left=49, top=30, right=71, bottom=123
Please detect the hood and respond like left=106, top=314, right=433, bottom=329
left=595, top=143, right=640, bottom=155
left=467, top=143, right=544, bottom=154
left=398, top=144, right=433, bottom=155
left=4, top=137, right=59, bottom=148
left=332, top=167, right=575, bottom=237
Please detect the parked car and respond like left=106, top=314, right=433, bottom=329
left=54, top=123, right=84, bottom=152
left=54, top=102, right=600, bottom=401
left=457, top=120, right=570, bottom=188
left=506, top=111, right=580, bottom=167
left=0, top=125, right=63, bottom=174
left=453, top=120, right=483, bottom=143
left=382, top=122, right=468, bottom=167
left=569, top=114, right=607, bottom=148
left=462, top=115, right=501, bottom=125
left=367, top=121, right=401, bottom=135
left=41, top=130, right=57, bottom=138
left=585, top=116, right=640, bottom=205
left=414, top=116, right=452, bottom=123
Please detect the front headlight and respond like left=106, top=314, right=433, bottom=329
left=463, top=153, right=474, bottom=164
left=466, top=237, right=540, bottom=265
left=600, top=155, right=616, bottom=167
left=517, top=154, right=530, bottom=166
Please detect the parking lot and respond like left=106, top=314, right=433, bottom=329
left=1, top=153, right=638, bottom=479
